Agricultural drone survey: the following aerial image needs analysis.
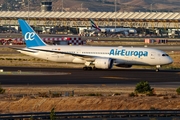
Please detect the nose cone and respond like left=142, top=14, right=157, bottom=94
left=167, top=57, right=173, bottom=64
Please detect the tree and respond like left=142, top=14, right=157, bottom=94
left=0, top=84, right=5, bottom=94
left=50, top=108, right=56, bottom=120
left=135, top=81, right=153, bottom=94
left=176, top=87, right=180, bottom=95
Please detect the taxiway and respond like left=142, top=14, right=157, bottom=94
left=0, top=67, right=179, bottom=88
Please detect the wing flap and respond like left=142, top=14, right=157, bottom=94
left=9, top=47, right=38, bottom=53
left=21, top=48, right=98, bottom=61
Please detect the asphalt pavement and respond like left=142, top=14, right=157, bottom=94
left=0, top=67, right=179, bottom=88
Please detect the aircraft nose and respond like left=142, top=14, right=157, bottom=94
left=168, top=57, right=173, bottom=64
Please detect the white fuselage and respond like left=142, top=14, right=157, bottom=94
left=86, top=28, right=136, bottom=35
left=18, top=45, right=173, bottom=66
left=100, top=28, right=137, bottom=34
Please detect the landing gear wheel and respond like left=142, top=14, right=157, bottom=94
left=83, top=67, right=87, bottom=70
left=156, top=65, right=161, bottom=72
left=83, top=67, right=92, bottom=71
left=156, top=68, right=159, bottom=72
left=87, top=67, right=92, bottom=70
left=92, top=66, right=96, bottom=70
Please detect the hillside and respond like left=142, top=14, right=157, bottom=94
left=0, top=0, right=180, bottom=12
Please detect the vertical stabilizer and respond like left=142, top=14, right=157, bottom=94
left=18, top=19, right=47, bottom=48
left=90, top=19, right=101, bottom=32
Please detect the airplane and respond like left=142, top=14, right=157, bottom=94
left=16, top=19, right=173, bottom=72
left=84, top=19, right=137, bottom=36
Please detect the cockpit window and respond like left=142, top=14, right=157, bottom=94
left=162, top=54, right=169, bottom=56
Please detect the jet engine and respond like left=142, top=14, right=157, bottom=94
left=94, top=58, right=113, bottom=69
left=100, top=29, right=106, bottom=33
left=123, top=31, right=129, bottom=36
left=129, top=29, right=136, bottom=33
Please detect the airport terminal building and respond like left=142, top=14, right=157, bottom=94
left=0, top=11, right=180, bottom=37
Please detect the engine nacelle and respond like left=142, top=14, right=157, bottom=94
left=110, top=29, right=115, bottom=32
left=100, top=29, right=106, bottom=33
left=123, top=31, right=129, bottom=36
left=129, top=29, right=137, bottom=34
left=94, top=58, right=113, bottom=69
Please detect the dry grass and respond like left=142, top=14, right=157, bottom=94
left=0, top=85, right=179, bottom=113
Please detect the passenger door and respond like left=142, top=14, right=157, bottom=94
left=150, top=52, right=155, bottom=59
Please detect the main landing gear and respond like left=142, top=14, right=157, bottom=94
left=83, top=66, right=96, bottom=71
left=83, top=62, right=96, bottom=71
left=83, top=66, right=92, bottom=70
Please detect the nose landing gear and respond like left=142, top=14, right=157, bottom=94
left=156, top=65, right=161, bottom=72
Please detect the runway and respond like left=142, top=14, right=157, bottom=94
left=0, top=67, right=180, bottom=88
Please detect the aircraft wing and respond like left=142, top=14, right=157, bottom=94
left=9, top=47, right=38, bottom=53
left=15, top=47, right=112, bottom=61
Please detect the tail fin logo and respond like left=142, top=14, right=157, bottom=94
left=90, top=19, right=101, bottom=32
left=24, top=32, right=35, bottom=41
